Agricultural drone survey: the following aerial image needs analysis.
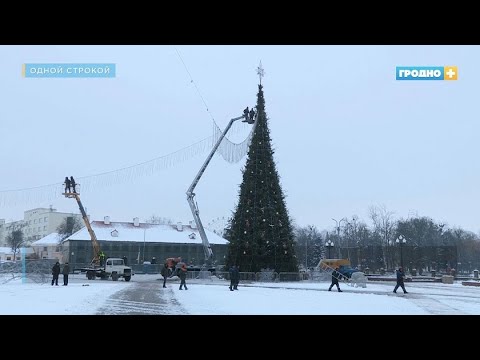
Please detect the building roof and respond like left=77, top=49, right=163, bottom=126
left=31, top=233, right=63, bottom=246
left=64, top=221, right=229, bottom=245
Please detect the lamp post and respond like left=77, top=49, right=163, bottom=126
left=325, top=240, right=334, bottom=259
left=305, top=236, right=308, bottom=270
left=142, top=228, right=146, bottom=263
left=396, top=235, right=406, bottom=269
left=332, top=218, right=346, bottom=258
left=71, top=251, right=75, bottom=273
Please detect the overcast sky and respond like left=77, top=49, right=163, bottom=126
left=1, top=45, right=478, bottom=234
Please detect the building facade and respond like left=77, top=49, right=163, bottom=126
left=30, top=233, right=64, bottom=261
left=62, top=217, right=229, bottom=268
left=0, top=207, right=83, bottom=246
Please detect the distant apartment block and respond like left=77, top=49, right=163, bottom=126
left=0, top=206, right=82, bottom=246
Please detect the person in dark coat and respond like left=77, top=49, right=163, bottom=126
left=151, top=257, right=157, bottom=264
left=243, top=107, right=249, bottom=121
left=178, top=264, right=188, bottom=290
left=229, top=265, right=239, bottom=291
left=62, top=262, right=70, bottom=286
left=233, top=265, right=240, bottom=290
left=64, top=177, right=71, bottom=193
left=51, top=262, right=60, bottom=286
left=122, top=256, right=128, bottom=265
left=70, top=176, right=76, bottom=193
left=393, top=267, right=408, bottom=294
left=328, top=266, right=343, bottom=292
left=249, top=108, right=256, bottom=122
left=161, top=263, right=169, bottom=288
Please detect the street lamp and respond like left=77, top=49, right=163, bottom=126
left=396, top=235, right=406, bottom=269
left=71, top=251, right=75, bottom=273
left=332, top=218, right=346, bottom=258
left=305, top=236, right=308, bottom=270
left=325, top=240, right=334, bottom=259
left=142, top=228, right=146, bottom=263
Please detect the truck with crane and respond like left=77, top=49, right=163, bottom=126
left=185, top=109, right=257, bottom=270
left=63, top=183, right=133, bottom=281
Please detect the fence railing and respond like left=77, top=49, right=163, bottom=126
left=0, top=260, right=344, bottom=285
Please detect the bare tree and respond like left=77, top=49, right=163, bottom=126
left=56, top=216, right=84, bottom=241
left=294, top=224, right=323, bottom=269
left=6, top=229, right=26, bottom=262
left=369, top=204, right=396, bottom=270
left=145, top=215, right=173, bottom=225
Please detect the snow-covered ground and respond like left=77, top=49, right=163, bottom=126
left=1, top=273, right=479, bottom=315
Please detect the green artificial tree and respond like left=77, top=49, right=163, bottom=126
left=225, top=81, right=298, bottom=273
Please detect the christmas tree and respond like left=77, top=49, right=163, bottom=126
left=225, top=69, right=298, bottom=273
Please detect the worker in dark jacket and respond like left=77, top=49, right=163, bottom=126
left=178, top=264, right=188, bottom=290
left=393, top=267, right=408, bottom=294
left=70, top=176, right=76, bottom=193
left=328, top=266, right=343, bottom=292
left=161, top=263, right=169, bottom=288
left=62, top=262, right=70, bottom=286
left=243, top=107, right=249, bottom=121
left=229, top=265, right=239, bottom=291
left=51, top=262, right=61, bottom=286
left=249, top=108, right=256, bottom=123
left=64, top=177, right=71, bottom=193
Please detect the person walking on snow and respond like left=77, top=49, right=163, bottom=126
left=393, top=267, right=408, bottom=294
left=328, top=266, right=343, bottom=292
left=179, top=264, right=188, bottom=290
left=161, top=263, right=169, bottom=288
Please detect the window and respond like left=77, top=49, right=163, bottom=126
left=34, top=219, right=37, bottom=224
left=43, top=247, right=47, bottom=251
left=44, top=217, right=47, bottom=222
left=43, top=226, right=47, bottom=230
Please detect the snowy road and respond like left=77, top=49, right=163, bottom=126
left=95, top=276, right=187, bottom=315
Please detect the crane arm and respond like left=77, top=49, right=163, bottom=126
left=67, top=192, right=101, bottom=266
left=186, top=114, right=250, bottom=265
